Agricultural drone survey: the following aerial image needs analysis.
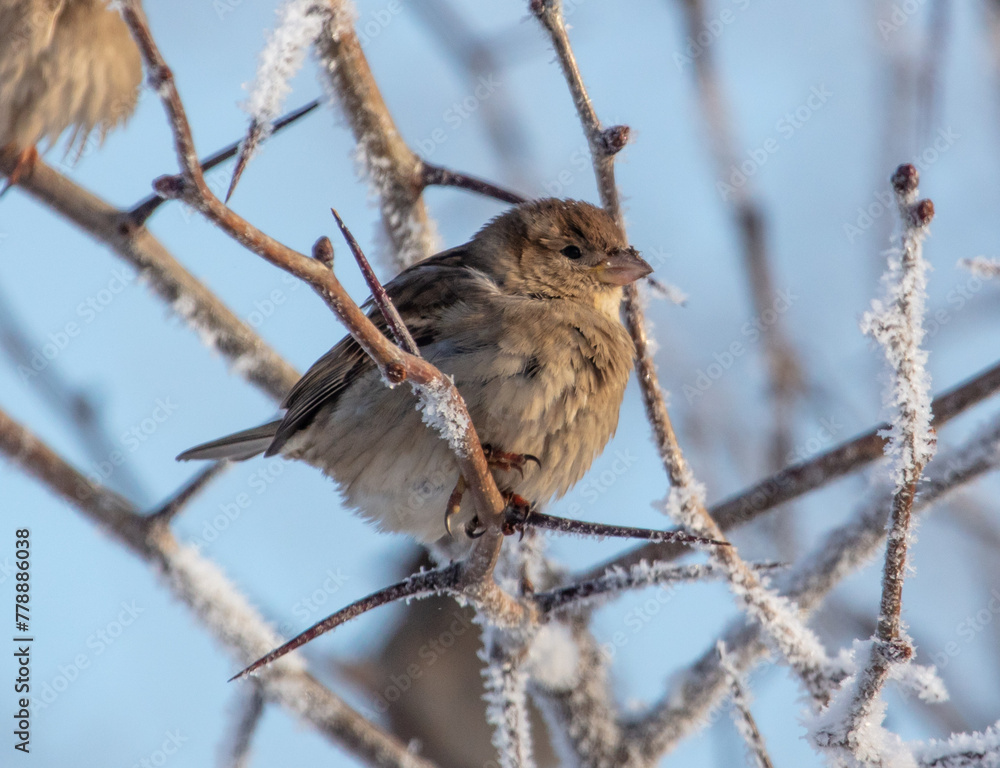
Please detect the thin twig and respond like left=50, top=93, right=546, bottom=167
left=677, top=0, right=803, bottom=480
left=535, top=561, right=783, bottom=616
left=717, top=641, right=775, bottom=768
left=231, top=564, right=463, bottom=681
left=833, top=164, right=937, bottom=749
left=330, top=208, right=419, bottom=355
left=221, top=684, right=266, bottom=768
left=419, top=161, right=528, bottom=205
left=526, top=509, right=728, bottom=547
left=147, top=461, right=228, bottom=525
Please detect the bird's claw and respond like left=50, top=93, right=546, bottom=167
left=483, top=445, right=542, bottom=478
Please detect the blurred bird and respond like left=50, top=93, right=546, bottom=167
left=0, top=0, right=142, bottom=185
left=179, top=199, right=652, bottom=546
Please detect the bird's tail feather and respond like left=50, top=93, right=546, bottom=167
left=176, top=421, right=280, bottom=462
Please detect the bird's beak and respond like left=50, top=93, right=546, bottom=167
left=593, top=247, right=653, bottom=286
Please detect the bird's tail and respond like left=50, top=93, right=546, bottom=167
left=176, top=421, right=281, bottom=462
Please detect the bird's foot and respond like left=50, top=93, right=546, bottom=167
left=459, top=494, right=534, bottom=540
left=482, top=444, right=541, bottom=478
left=444, top=475, right=467, bottom=539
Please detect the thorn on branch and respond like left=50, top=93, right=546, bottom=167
left=599, top=125, right=631, bottom=156
left=330, top=208, right=420, bottom=356
left=152, top=174, right=187, bottom=200
left=312, top=236, right=334, bottom=268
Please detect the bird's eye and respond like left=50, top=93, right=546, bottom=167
left=561, top=245, right=583, bottom=260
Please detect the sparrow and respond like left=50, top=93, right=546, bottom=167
left=0, top=0, right=142, bottom=184
left=179, top=199, right=653, bottom=547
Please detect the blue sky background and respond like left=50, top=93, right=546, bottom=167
left=1, top=1, right=999, bottom=766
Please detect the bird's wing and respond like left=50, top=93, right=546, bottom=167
left=266, top=247, right=494, bottom=455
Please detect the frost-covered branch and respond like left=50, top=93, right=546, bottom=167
left=482, top=628, right=536, bottom=768
left=535, top=561, right=782, bottom=616
left=718, top=642, right=775, bottom=768
left=590, top=357, right=1000, bottom=579
left=628, top=415, right=1000, bottom=763
left=913, top=720, right=1000, bottom=767
left=0, top=408, right=436, bottom=768
left=822, top=164, right=937, bottom=757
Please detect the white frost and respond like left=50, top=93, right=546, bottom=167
left=417, top=378, right=471, bottom=457
left=526, top=622, right=580, bottom=691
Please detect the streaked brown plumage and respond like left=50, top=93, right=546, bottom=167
left=179, top=199, right=652, bottom=545
left=0, top=0, right=142, bottom=180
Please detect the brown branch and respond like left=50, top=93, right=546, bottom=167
left=836, top=165, right=936, bottom=744
left=314, top=0, right=435, bottom=269
left=526, top=509, right=728, bottom=548
left=120, top=0, right=525, bottom=603
left=717, top=641, right=775, bottom=768
left=586, top=356, right=1000, bottom=579
left=331, top=208, right=419, bottom=355
left=147, top=461, right=229, bottom=525
left=221, top=684, right=265, bottom=768
left=0, top=148, right=300, bottom=405
left=419, top=160, right=528, bottom=205
left=0, top=408, right=439, bottom=768
left=232, top=564, right=463, bottom=681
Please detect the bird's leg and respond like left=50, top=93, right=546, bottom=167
left=2, top=145, right=39, bottom=192
left=444, top=475, right=467, bottom=538
left=444, top=446, right=541, bottom=539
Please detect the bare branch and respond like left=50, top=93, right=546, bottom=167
left=147, top=462, right=229, bottom=525
left=314, top=0, right=436, bottom=269
left=221, top=684, right=265, bottom=768
left=331, top=208, right=419, bottom=355
left=128, top=99, right=320, bottom=224
left=717, top=641, right=775, bottom=768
